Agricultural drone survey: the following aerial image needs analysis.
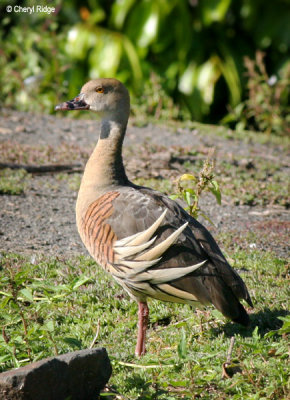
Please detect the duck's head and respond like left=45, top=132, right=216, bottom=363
left=55, top=78, right=130, bottom=119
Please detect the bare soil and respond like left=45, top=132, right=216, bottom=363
left=0, top=109, right=289, bottom=259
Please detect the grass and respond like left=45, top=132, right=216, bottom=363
left=0, top=168, right=29, bottom=195
left=0, top=250, right=289, bottom=399
left=218, top=158, right=289, bottom=207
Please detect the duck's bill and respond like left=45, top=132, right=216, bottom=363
left=55, top=95, right=90, bottom=111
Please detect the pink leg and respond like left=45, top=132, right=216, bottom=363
left=135, top=301, right=149, bottom=356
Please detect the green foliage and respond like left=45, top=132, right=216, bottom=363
left=0, top=3, right=68, bottom=112
left=224, top=52, right=290, bottom=135
left=0, top=169, right=29, bottom=195
left=0, top=250, right=288, bottom=399
left=131, top=73, right=189, bottom=121
left=0, top=0, right=289, bottom=126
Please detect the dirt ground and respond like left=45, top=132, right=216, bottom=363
left=0, top=109, right=289, bottom=259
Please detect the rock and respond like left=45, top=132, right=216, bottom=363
left=0, top=348, right=112, bottom=400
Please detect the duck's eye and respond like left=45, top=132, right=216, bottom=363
left=95, top=87, right=104, bottom=93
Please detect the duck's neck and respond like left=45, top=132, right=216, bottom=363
left=77, top=117, right=128, bottom=214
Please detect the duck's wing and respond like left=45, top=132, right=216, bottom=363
left=80, top=186, right=252, bottom=325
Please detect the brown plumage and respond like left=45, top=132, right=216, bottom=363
left=55, top=78, right=253, bottom=356
left=81, top=192, right=120, bottom=268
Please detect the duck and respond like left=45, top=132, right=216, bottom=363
left=55, top=78, right=253, bottom=356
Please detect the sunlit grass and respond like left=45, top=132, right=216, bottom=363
left=0, top=250, right=288, bottom=399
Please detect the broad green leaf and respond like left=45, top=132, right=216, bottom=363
left=66, top=25, right=97, bottom=60
left=125, top=0, right=159, bottom=49
left=197, top=57, right=221, bottom=105
left=178, top=62, right=198, bottom=95
left=111, top=0, right=137, bottom=29
left=219, top=48, right=242, bottom=106
left=89, top=31, right=122, bottom=78
left=200, top=0, right=232, bottom=26
left=19, top=288, right=34, bottom=302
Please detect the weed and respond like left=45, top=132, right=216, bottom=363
left=171, top=151, right=221, bottom=223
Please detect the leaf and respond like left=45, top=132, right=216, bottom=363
left=179, top=173, right=196, bottom=182
left=210, top=180, right=222, bottom=204
left=178, top=62, right=198, bottom=95
left=169, top=194, right=179, bottom=200
left=177, top=328, right=187, bottom=359
left=111, top=0, right=137, bottom=29
left=184, top=188, right=197, bottom=196
left=118, top=361, right=175, bottom=368
left=185, top=190, right=192, bottom=206
left=89, top=30, right=122, bottom=77
left=63, top=337, right=82, bottom=349
left=219, top=47, right=242, bottom=106
left=42, top=320, right=55, bottom=332
left=72, top=276, right=91, bottom=290
left=19, top=288, right=34, bottom=302
left=125, top=0, right=159, bottom=48
left=66, top=25, right=92, bottom=60
left=200, top=0, right=232, bottom=26
left=197, top=56, right=222, bottom=105
left=122, top=36, right=143, bottom=84
left=277, top=315, right=290, bottom=335
left=252, top=326, right=261, bottom=341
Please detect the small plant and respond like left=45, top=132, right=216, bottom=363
left=225, top=51, right=290, bottom=136
left=171, top=151, right=221, bottom=223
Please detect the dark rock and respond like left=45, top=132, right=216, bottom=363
left=0, top=348, right=111, bottom=400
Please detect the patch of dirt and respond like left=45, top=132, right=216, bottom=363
left=0, top=109, right=289, bottom=259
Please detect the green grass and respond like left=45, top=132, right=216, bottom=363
left=0, top=168, right=29, bottom=195
left=0, top=251, right=288, bottom=399
left=218, top=158, right=289, bottom=207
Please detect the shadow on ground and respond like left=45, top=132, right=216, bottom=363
left=211, top=307, right=289, bottom=338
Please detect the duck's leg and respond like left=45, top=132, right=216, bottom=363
left=135, top=301, right=149, bottom=356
